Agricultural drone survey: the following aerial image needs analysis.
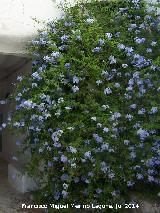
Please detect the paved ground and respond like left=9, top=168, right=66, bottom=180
left=0, top=159, right=43, bottom=213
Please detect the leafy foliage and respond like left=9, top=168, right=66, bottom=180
left=5, top=0, right=160, bottom=212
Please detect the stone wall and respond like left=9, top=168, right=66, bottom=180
left=0, top=56, right=31, bottom=165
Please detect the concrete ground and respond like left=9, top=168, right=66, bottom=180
left=0, top=159, right=42, bottom=213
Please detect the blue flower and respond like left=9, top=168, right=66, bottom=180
left=64, top=21, right=73, bottom=27
left=76, top=35, right=81, bottom=40
left=43, top=55, right=51, bottom=62
left=98, top=38, right=105, bottom=45
left=128, top=78, right=134, bottom=86
left=51, top=133, right=59, bottom=143
left=88, top=171, right=94, bottom=177
left=111, top=190, right=120, bottom=197
left=100, top=162, right=109, bottom=173
left=135, top=15, right=141, bottom=19
left=32, top=72, right=42, bottom=81
left=129, top=23, right=137, bottom=29
left=72, top=85, right=79, bottom=93
left=115, top=83, right=120, bottom=88
left=23, top=100, right=36, bottom=109
left=96, top=80, right=103, bottom=85
left=93, top=133, right=103, bottom=143
left=148, top=175, right=155, bottom=182
left=126, top=114, right=133, bottom=121
left=124, top=140, right=130, bottom=145
left=145, top=15, right=152, bottom=20
left=110, top=112, right=121, bottom=121
left=92, top=47, right=102, bottom=53
left=108, top=172, right=115, bottom=179
left=105, top=33, right=112, bottom=40
left=73, top=76, right=80, bottom=84
left=54, top=191, right=60, bottom=200
left=62, top=190, right=68, bottom=198
left=32, top=83, right=37, bottom=88
left=146, top=157, right=160, bottom=167
left=51, top=51, right=61, bottom=58
left=103, top=127, right=109, bottom=133
left=61, top=155, right=68, bottom=163
left=74, top=177, right=79, bottom=183
left=48, top=162, right=53, bottom=167
left=139, top=22, right=146, bottom=29
left=134, top=37, right=146, bottom=44
left=146, top=48, right=152, bottom=53
left=138, top=108, right=146, bottom=115
left=127, top=181, right=135, bottom=187
left=61, top=35, right=69, bottom=42
left=39, top=38, right=47, bottom=45
left=84, top=151, right=92, bottom=159
left=125, top=46, right=134, bottom=56
left=86, top=18, right=94, bottom=24
left=115, top=32, right=120, bottom=37
left=104, top=87, right=112, bottom=95
left=137, top=128, right=149, bottom=141
left=101, top=143, right=109, bottom=151
left=130, top=151, right=136, bottom=159
left=117, top=43, right=125, bottom=50
left=61, top=173, right=69, bottom=181
left=59, top=45, right=68, bottom=51
left=67, top=146, right=77, bottom=153
left=109, top=55, right=117, bottom=64
left=147, top=169, right=156, bottom=175
left=40, top=31, right=48, bottom=37
left=53, top=142, right=61, bottom=148
left=130, top=104, right=137, bottom=109
left=133, top=122, right=140, bottom=129
left=17, top=75, right=23, bottom=81
left=136, top=173, right=144, bottom=180
left=150, top=107, right=158, bottom=114
left=132, top=54, right=151, bottom=68
left=126, top=86, right=133, bottom=91
left=122, top=64, right=128, bottom=68
left=96, top=188, right=103, bottom=194
left=151, top=41, right=157, bottom=46
left=65, top=63, right=71, bottom=69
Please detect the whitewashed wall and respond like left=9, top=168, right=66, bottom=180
left=0, top=0, right=63, bottom=55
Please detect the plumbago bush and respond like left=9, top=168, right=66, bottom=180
left=6, top=0, right=160, bottom=211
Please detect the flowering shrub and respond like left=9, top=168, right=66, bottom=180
left=6, top=0, right=160, bottom=211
